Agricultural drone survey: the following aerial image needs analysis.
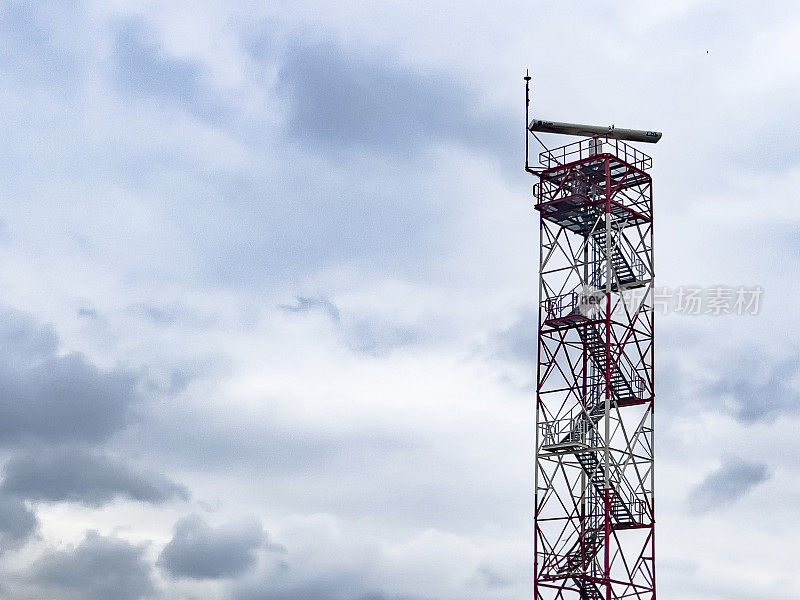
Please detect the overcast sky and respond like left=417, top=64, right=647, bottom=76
left=0, top=1, right=798, bottom=599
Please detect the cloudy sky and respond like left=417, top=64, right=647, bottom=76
left=0, top=1, right=798, bottom=599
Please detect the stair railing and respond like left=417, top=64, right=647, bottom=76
left=542, top=289, right=582, bottom=322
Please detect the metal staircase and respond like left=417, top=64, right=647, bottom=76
left=555, top=416, right=638, bottom=582
left=592, top=231, right=644, bottom=291
left=575, top=450, right=636, bottom=525
left=577, top=580, right=605, bottom=600
left=576, top=324, right=637, bottom=402
left=560, top=526, right=604, bottom=575
left=546, top=320, right=643, bottom=596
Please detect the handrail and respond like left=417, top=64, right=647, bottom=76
left=614, top=235, right=647, bottom=283
left=540, top=137, right=652, bottom=172
left=542, top=290, right=581, bottom=322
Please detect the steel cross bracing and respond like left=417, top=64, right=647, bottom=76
left=530, top=136, right=656, bottom=600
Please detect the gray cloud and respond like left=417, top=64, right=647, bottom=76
left=0, top=307, right=59, bottom=364
left=111, top=15, right=235, bottom=139
left=120, top=403, right=421, bottom=495
left=113, top=17, right=515, bottom=167
left=492, top=307, right=538, bottom=364
left=0, top=495, right=38, bottom=552
left=128, top=301, right=218, bottom=329
left=28, top=531, right=155, bottom=600
left=0, top=355, right=137, bottom=445
left=279, top=295, right=432, bottom=356
left=158, top=514, right=265, bottom=579
left=280, top=296, right=341, bottom=321
left=113, top=17, right=202, bottom=107
left=687, top=457, right=770, bottom=513
left=1, top=13, right=465, bottom=292
left=0, top=1, right=84, bottom=88
left=341, top=318, right=421, bottom=357
left=476, top=564, right=514, bottom=588
left=120, top=406, right=504, bottom=534
left=654, top=333, right=800, bottom=423
left=236, top=582, right=392, bottom=600
left=274, top=36, right=514, bottom=164
left=1, top=449, right=189, bottom=507
left=130, top=302, right=185, bottom=325
left=0, top=308, right=139, bottom=446
left=705, top=350, right=800, bottom=423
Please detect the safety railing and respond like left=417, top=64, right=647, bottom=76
left=610, top=489, right=650, bottom=525
left=619, top=359, right=646, bottom=399
left=615, top=239, right=648, bottom=284
left=542, top=290, right=580, bottom=322
left=540, top=137, right=652, bottom=172
left=540, top=413, right=592, bottom=448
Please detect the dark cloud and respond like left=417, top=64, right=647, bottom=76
left=113, top=17, right=201, bottom=105
left=477, top=564, right=514, bottom=588
left=158, top=515, right=265, bottom=579
left=279, top=296, right=341, bottom=321
left=120, top=401, right=420, bottom=490
left=0, top=1, right=83, bottom=87
left=2, top=449, right=189, bottom=507
left=29, top=531, right=156, bottom=600
left=340, top=317, right=421, bottom=357
left=0, top=495, right=38, bottom=552
left=655, top=334, right=800, bottom=422
left=687, top=457, right=770, bottom=513
left=112, top=16, right=229, bottom=127
left=275, top=36, right=514, bottom=163
left=77, top=307, right=99, bottom=319
left=236, top=581, right=392, bottom=600
left=493, top=307, right=538, bottom=364
left=0, top=307, right=139, bottom=446
left=279, top=296, right=431, bottom=356
left=0, top=307, right=59, bottom=364
left=482, top=307, right=539, bottom=390
left=113, top=18, right=515, bottom=168
left=36, top=22, right=462, bottom=291
left=128, top=301, right=218, bottom=329
left=165, top=368, right=193, bottom=394
left=705, top=351, right=799, bottom=423
left=131, top=302, right=182, bottom=325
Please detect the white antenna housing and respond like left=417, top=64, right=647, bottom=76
left=529, top=119, right=662, bottom=144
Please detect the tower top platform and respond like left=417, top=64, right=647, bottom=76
left=538, top=137, right=653, bottom=172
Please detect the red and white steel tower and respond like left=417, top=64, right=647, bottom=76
left=525, top=74, right=661, bottom=600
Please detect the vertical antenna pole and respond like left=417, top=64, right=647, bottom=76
left=525, top=70, right=532, bottom=172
